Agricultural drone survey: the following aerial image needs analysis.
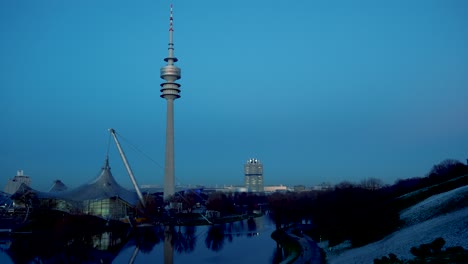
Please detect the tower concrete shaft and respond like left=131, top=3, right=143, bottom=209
left=160, top=3, right=181, bottom=201
left=163, top=98, right=175, bottom=201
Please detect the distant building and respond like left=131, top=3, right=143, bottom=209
left=293, top=185, right=306, bottom=192
left=311, top=182, right=333, bottom=191
left=4, top=170, right=31, bottom=195
left=264, top=185, right=288, bottom=193
left=244, top=159, right=264, bottom=192
left=219, top=185, right=248, bottom=193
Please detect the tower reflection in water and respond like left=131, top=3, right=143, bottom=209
left=130, top=224, right=197, bottom=264
left=164, top=226, right=173, bottom=264
left=2, top=218, right=261, bottom=264
left=131, top=218, right=258, bottom=263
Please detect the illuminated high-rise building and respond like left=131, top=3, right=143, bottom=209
left=244, top=159, right=263, bottom=192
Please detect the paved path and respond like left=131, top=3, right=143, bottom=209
left=283, top=227, right=323, bottom=264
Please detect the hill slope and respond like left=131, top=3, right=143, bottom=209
left=327, top=185, right=468, bottom=263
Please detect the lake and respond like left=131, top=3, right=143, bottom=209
left=0, top=215, right=294, bottom=263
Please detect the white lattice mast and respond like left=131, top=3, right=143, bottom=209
left=160, top=3, right=181, bottom=201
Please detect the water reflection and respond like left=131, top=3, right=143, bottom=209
left=164, top=227, right=173, bottom=264
left=204, top=217, right=259, bottom=252
left=132, top=225, right=164, bottom=253
left=205, top=225, right=225, bottom=251
left=172, top=225, right=197, bottom=254
left=1, top=216, right=285, bottom=264
left=128, top=218, right=263, bottom=262
left=2, top=227, right=131, bottom=263
left=129, top=224, right=199, bottom=263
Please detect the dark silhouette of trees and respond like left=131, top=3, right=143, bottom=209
left=205, top=192, right=234, bottom=215
left=265, top=158, right=468, bottom=249
left=309, top=183, right=399, bottom=247
left=134, top=226, right=164, bottom=253
left=391, top=177, right=425, bottom=198
left=268, top=192, right=292, bottom=229
left=139, top=193, right=163, bottom=217
left=373, top=253, right=404, bottom=264
left=375, top=237, right=468, bottom=263
left=205, top=225, right=226, bottom=252
left=360, top=177, right=385, bottom=190
left=166, top=190, right=202, bottom=213
left=390, top=159, right=467, bottom=199
left=172, top=226, right=198, bottom=254
left=267, top=182, right=400, bottom=247
left=202, top=191, right=267, bottom=217
left=426, top=159, right=468, bottom=186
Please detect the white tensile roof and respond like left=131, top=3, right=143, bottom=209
left=55, top=158, right=139, bottom=206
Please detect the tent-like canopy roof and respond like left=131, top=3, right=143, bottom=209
left=57, top=158, right=139, bottom=206
left=10, top=183, right=56, bottom=201
left=48, top=180, right=68, bottom=193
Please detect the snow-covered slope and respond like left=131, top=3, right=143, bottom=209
left=400, top=185, right=468, bottom=226
left=327, top=185, right=468, bottom=264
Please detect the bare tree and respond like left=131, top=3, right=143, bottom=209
left=335, top=181, right=355, bottom=189
left=428, top=159, right=464, bottom=177
left=360, top=178, right=384, bottom=190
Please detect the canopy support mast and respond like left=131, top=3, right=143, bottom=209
left=109, top=128, right=146, bottom=208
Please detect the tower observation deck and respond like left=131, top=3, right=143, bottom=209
left=160, top=4, right=181, bottom=201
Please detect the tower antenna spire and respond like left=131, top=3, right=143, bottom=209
left=165, top=2, right=177, bottom=65
left=169, top=3, right=173, bottom=31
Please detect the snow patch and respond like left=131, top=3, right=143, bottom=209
left=326, top=185, right=468, bottom=264
left=401, top=185, right=468, bottom=226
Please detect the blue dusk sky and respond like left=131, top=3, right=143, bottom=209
left=1, top=0, right=468, bottom=191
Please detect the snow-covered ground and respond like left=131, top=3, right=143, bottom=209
left=400, top=185, right=468, bottom=227
left=326, top=185, right=468, bottom=264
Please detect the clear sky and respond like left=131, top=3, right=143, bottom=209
left=1, top=0, right=468, bottom=191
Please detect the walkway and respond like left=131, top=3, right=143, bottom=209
left=282, top=226, right=323, bottom=264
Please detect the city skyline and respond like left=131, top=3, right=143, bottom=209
left=1, top=1, right=468, bottom=191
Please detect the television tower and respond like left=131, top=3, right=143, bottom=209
left=160, top=3, right=181, bottom=201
